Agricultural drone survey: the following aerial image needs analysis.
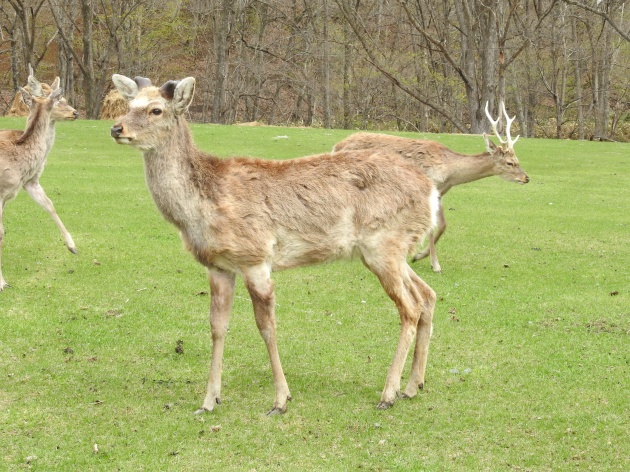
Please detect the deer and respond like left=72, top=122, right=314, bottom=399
left=110, top=74, right=440, bottom=415
left=0, top=72, right=78, bottom=291
left=332, top=101, right=529, bottom=273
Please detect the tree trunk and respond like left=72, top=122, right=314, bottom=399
left=211, top=0, right=231, bottom=123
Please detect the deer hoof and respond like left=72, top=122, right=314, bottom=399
left=266, top=406, right=287, bottom=416
left=69, top=247, right=78, bottom=255
left=376, top=400, right=394, bottom=410
left=195, top=397, right=220, bottom=414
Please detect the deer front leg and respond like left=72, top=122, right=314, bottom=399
left=0, top=205, right=8, bottom=291
left=197, top=269, right=236, bottom=413
left=244, top=264, right=291, bottom=416
left=23, top=181, right=77, bottom=255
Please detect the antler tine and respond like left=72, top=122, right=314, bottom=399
left=484, top=101, right=506, bottom=144
left=500, top=101, right=520, bottom=148
left=28, top=64, right=34, bottom=78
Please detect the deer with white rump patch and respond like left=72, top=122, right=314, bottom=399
left=0, top=71, right=78, bottom=291
left=333, top=101, right=529, bottom=273
left=111, top=74, right=440, bottom=414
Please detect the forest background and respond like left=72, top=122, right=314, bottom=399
left=1, top=0, right=629, bottom=141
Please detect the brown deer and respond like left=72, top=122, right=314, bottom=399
left=110, top=74, right=440, bottom=414
left=0, top=73, right=78, bottom=291
left=333, top=102, right=529, bottom=272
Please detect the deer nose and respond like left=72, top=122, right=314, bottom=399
left=111, top=124, right=123, bottom=138
left=73, top=111, right=79, bottom=119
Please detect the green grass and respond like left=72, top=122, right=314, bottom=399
left=0, top=117, right=628, bottom=471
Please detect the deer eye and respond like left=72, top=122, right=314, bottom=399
left=150, top=108, right=163, bottom=116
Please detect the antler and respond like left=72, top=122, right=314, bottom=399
left=484, top=101, right=506, bottom=145
left=500, top=101, right=519, bottom=148
left=485, top=101, right=519, bottom=149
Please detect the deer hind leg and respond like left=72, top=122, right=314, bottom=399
left=402, top=266, right=436, bottom=399
left=412, top=204, right=445, bottom=273
left=198, top=268, right=236, bottom=413
left=244, top=264, right=291, bottom=415
left=23, top=180, right=77, bottom=254
left=0, top=204, right=8, bottom=291
left=363, top=253, right=426, bottom=409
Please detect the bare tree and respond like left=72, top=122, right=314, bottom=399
left=48, top=0, right=144, bottom=118
left=562, top=0, right=630, bottom=42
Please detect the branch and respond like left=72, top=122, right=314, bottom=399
left=502, top=0, right=561, bottom=70
left=47, top=0, right=88, bottom=77
left=399, top=0, right=473, bottom=92
left=561, top=0, right=630, bottom=42
left=334, top=0, right=468, bottom=133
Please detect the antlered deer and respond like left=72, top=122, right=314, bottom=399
left=0, top=72, right=78, bottom=291
left=333, top=102, right=529, bottom=272
left=110, top=74, right=440, bottom=414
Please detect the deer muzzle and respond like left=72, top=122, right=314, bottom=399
left=111, top=124, right=131, bottom=144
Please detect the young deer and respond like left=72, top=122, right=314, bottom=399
left=333, top=102, right=529, bottom=272
left=0, top=74, right=78, bottom=291
left=111, top=74, right=440, bottom=414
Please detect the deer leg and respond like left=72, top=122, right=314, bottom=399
left=0, top=204, right=8, bottom=291
left=244, top=264, right=291, bottom=415
left=412, top=205, right=446, bottom=273
left=363, top=254, right=421, bottom=409
left=403, top=267, right=436, bottom=399
left=198, top=269, right=236, bottom=413
left=23, top=181, right=77, bottom=254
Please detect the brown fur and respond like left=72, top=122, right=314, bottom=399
left=111, top=74, right=440, bottom=414
left=333, top=132, right=529, bottom=272
left=0, top=74, right=78, bottom=291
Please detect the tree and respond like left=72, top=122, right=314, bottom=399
left=48, top=0, right=145, bottom=118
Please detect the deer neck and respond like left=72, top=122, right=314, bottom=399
left=141, top=119, right=210, bottom=231
left=43, top=119, right=57, bottom=159
left=439, top=152, right=496, bottom=191
left=17, top=104, right=52, bottom=148
left=15, top=105, right=53, bottom=176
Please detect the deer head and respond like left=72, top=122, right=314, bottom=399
left=20, top=66, right=78, bottom=121
left=110, top=74, right=196, bottom=151
left=483, top=101, right=529, bottom=185
left=19, top=83, right=64, bottom=113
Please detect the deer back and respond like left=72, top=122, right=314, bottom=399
left=334, top=132, right=529, bottom=193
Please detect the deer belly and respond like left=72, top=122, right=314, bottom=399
left=270, top=227, right=358, bottom=271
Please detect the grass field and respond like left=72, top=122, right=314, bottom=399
left=0, top=117, right=628, bottom=471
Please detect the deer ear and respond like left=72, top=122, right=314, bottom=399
left=51, top=77, right=61, bottom=91
left=27, top=75, right=43, bottom=98
left=19, top=87, right=34, bottom=108
left=112, top=74, right=139, bottom=101
left=172, top=77, right=195, bottom=115
left=50, top=87, right=64, bottom=101
left=483, top=133, right=498, bottom=153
